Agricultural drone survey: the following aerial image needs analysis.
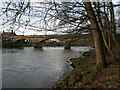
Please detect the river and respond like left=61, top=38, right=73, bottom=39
left=2, top=46, right=92, bottom=88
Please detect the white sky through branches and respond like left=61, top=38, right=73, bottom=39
left=0, top=0, right=119, bottom=35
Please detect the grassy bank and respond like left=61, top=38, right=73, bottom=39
left=51, top=49, right=120, bottom=88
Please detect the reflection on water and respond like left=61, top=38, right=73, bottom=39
left=2, top=46, right=92, bottom=88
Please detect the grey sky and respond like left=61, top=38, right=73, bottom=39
left=0, top=0, right=119, bottom=35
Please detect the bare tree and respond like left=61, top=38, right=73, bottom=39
left=1, top=0, right=119, bottom=68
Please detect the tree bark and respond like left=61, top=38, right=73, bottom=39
left=109, top=1, right=119, bottom=47
left=83, top=2, right=106, bottom=69
left=94, top=2, right=117, bottom=60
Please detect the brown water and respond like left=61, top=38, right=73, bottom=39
left=2, top=46, right=92, bottom=88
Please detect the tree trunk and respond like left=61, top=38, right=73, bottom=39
left=83, top=2, right=106, bottom=69
left=94, top=2, right=117, bottom=60
left=109, top=1, right=119, bottom=47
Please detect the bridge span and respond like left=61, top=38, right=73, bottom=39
left=2, top=33, right=81, bottom=49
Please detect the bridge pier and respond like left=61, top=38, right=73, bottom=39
left=64, top=43, right=71, bottom=50
left=34, top=43, right=43, bottom=48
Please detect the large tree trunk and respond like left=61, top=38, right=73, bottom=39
left=109, top=1, right=119, bottom=47
left=94, top=2, right=117, bottom=60
left=83, top=2, right=106, bottom=69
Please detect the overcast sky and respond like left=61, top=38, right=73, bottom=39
left=0, top=0, right=119, bottom=35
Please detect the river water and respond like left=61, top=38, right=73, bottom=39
left=2, top=46, right=92, bottom=88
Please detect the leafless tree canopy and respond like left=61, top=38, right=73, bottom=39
left=0, top=1, right=120, bottom=34
left=1, top=0, right=120, bottom=68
